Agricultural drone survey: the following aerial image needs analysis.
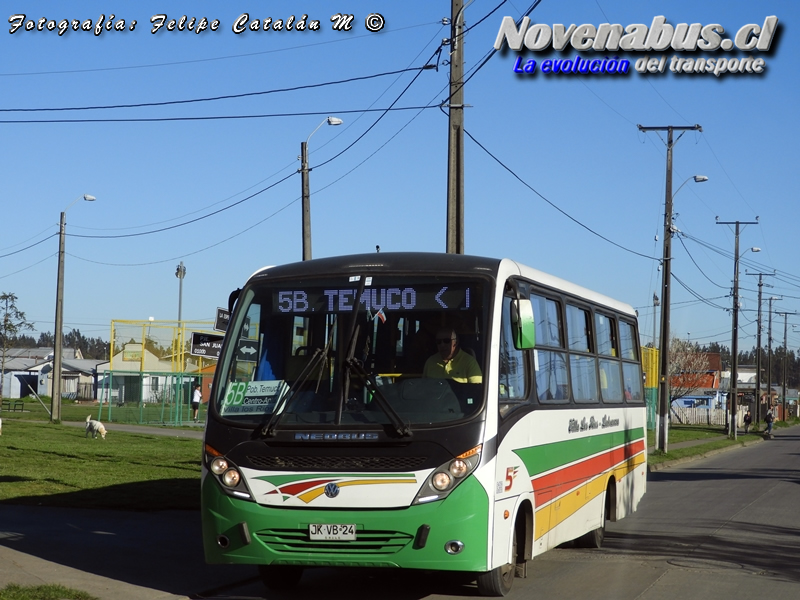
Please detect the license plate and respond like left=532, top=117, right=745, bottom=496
left=309, top=523, right=357, bottom=541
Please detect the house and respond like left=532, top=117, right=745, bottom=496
left=1, top=347, right=102, bottom=400
left=670, top=352, right=722, bottom=409
left=96, top=347, right=179, bottom=405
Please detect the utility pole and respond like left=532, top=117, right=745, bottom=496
left=747, top=271, right=774, bottom=425
left=300, top=141, right=311, bottom=260
left=446, top=0, right=467, bottom=254
left=637, top=124, right=702, bottom=453
left=778, top=312, right=796, bottom=420
left=767, top=296, right=781, bottom=415
left=716, top=219, right=758, bottom=439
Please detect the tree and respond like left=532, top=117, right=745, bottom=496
left=0, top=292, right=34, bottom=401
left=669, top=337, right=710, bottom=403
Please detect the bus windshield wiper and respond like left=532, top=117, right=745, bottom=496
left=345, top=358, right=412, bottom=438
left=336, top=274, right=410, bottom=437
left=258, top=347, right=325, bottom=438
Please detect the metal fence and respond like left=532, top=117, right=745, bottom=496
left=95, top=370, right=208, bottom=426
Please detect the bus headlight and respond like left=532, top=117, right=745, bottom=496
left=449, top=459, right=469, bottom=478
left=432, top=472, right=452, bottom=491
left=222, top=468, right=241, bottom=488
left=210, top=457, right=229, bottom=475
left=205, top=451, right=253, bottom=501
left=413, top=445, right=482, bottom=504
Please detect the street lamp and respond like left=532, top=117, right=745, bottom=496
left=52, top=194, right=96, bottom=423
left=299, top=116, right=343, bottom=261
left=656, top=174, right=707, bottom=452
left=175, top=262, right=186, bottom=322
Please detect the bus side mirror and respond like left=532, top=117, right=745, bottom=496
left=512, top=299, right=536, bottom=350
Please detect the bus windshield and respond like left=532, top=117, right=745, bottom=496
left=214, top=274, right=489, bottom=429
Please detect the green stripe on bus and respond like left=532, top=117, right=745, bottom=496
left=512, top=427, right=645, bottom=477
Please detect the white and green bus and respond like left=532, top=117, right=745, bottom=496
left=201, top=252, right=647, bottom=596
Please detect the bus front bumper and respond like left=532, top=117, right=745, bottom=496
left=201, top=475, right=489, bottom=572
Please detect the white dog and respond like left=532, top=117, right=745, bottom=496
left=85, top=415, right=107, bottom=439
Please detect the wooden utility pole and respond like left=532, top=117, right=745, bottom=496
left=637, top=124, right=702, bottom=452
left=716, top=219, right=758, bottom=439
left=747, top=271, right=774, bottom=424
left=446, top=0, right=466, bottom=254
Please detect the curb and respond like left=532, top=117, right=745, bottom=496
left=648, top=436, right=764, bottom=472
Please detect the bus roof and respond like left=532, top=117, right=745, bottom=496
left=247, top=252, right=636, bottom=318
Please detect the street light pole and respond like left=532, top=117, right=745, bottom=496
left=52, top=194, right=96, bottom=423
left=299, top=116, right=343, bottom=261
left=639, top=123, right=703, bottom=453
left=175, top=261, right=186, bottom=322
left=652, top=293, right=659, bottom=349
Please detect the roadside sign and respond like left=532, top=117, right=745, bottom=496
left=236, top=339, right=259, bottom=362
left=213, top=308, right=250, bottom=337
left=213, top=308, right=230, bottom=332
left=189, top=332, right=224, bottom=359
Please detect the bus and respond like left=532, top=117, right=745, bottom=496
left=201, top=252, right=647, bottom=596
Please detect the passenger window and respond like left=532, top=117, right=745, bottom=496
left=623, top=363, right=643, bottom=402
left=619, top=321, right=638, bottom=361
left=530, top=294, right=563, bottom=348
left=534, top=349, right=569, bottom=404
left=595, top=313, right=617, bottom=357
left=599, top=359, right=623, bottom=403
left=570, top=355, right=598, bottom=403
left=566, top=305, right=592, bottom=352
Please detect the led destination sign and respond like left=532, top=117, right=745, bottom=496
left=273, top=283, right=476, bottom=314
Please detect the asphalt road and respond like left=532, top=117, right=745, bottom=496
left=1, top=426, right=798, bottom=599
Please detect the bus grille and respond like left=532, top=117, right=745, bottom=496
left=246, top=455, right=427, bottom=471
left=256, top=528, right=414, bottom=555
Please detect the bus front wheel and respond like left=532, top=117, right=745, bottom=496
left=258, top=565, right=304, bottom=590
left=476, top=526, right=517, bottom=596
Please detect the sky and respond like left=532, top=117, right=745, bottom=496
left=1, top=0, right=798, bottom=357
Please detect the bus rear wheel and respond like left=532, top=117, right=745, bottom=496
left=476, top=526, right=517, bottom=596
left=258, top=565, right=304, bottom=590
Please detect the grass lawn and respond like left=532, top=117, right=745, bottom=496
left=0, top=420, right=201, bottom=510
left=0, top=584, right=98, bottom=600
left=646, top=424, right=729, bottom=448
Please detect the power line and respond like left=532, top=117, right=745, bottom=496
left=0, top=233, right=57, bottom=260
left=67, top=172, right=295, bottom=240
left=0, top=104, right=439, bottom=125
left=0, top=68, right=431, bottom=113
left=464, top=128, right=657, bottom=261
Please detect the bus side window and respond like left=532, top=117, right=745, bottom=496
left=499, top=295, right=529, bottom=417
left=595, top=313, right=617, bottom=357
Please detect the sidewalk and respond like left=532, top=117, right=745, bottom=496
left=647, top=430, right=770, bottom=471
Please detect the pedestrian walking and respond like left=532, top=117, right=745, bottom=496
left=744, top=409, right=752, bottom=434
left=765, top=408, right=774, bottom=435
left=191, top=383, right=202, bottom=422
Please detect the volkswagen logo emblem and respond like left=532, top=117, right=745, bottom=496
left=324, top=483, right=340, bottom=498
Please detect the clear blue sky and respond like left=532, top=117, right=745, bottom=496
left=1, top=0, right=798, bottom=355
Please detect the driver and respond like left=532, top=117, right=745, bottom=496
left=423, top=328, right=482, bottom=383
